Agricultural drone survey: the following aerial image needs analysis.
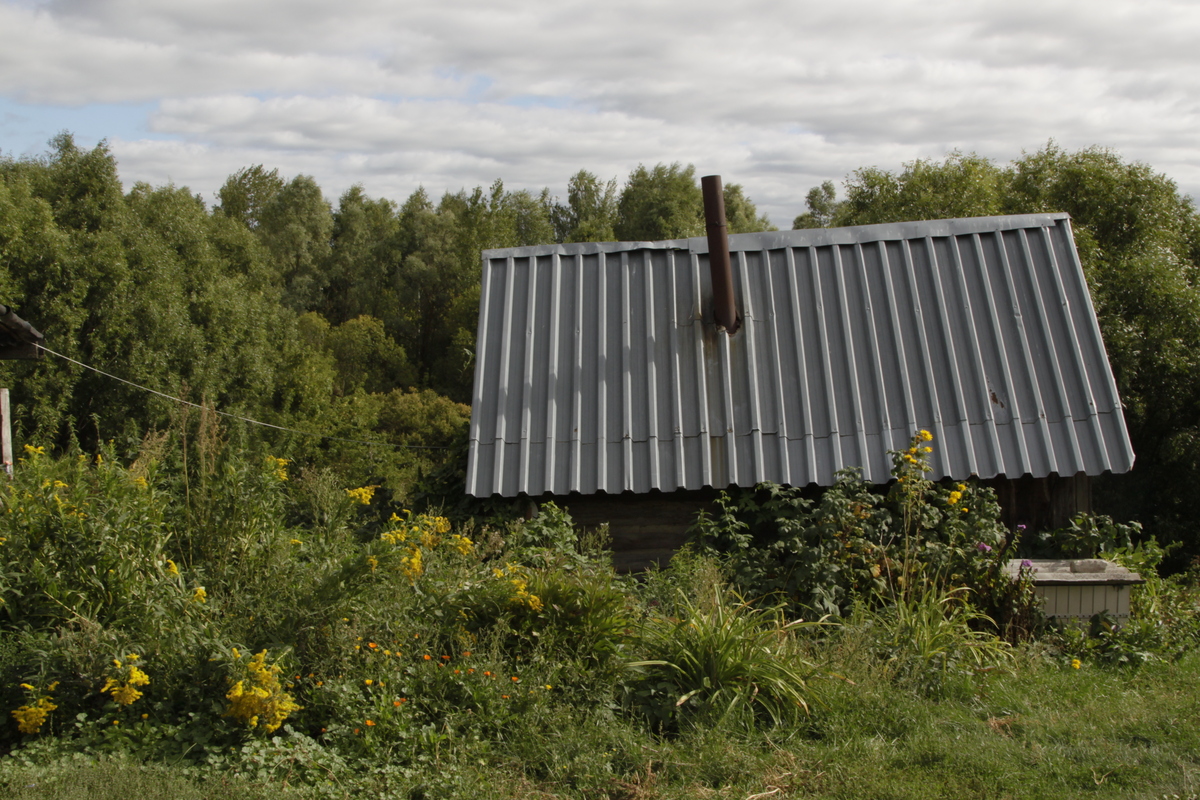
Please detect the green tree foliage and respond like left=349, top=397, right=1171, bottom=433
left=302, top=312, right=417, bottom=396
left=792, top=180, right=840, bottom=229
left=392, top=189, right=476, bottom=399
left=831, top=145, right=1200, bottom=560
left=553, top=170, right=618, bottom=243
left=255, top=175, right=334, bottom=311
left=722, top=182, right=777, bottom=234
left=322, top=185, right=404, bottom=326
left=616, top=162, right=705, bottom=241
left=615, top=163, right=775, bottom=241
left=0, top=138, right=326, bottom=451
left=835, top=151, right=1006, bottom=225
left=214, top=164, right=284, bottom=230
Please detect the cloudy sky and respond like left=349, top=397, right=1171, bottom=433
left=2, top=0, right=1198, bottom=226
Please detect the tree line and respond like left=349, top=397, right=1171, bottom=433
left=2, top=135, right=1198, bottom=560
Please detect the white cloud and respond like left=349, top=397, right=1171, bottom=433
left=3, top=0, right=1200, bottom=225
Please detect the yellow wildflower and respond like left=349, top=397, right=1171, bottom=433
left=1071, top=658, right=1082, bottom=670
left=265, top=456, right=290, bottom=481
left=101, top=663, right=150, bottom=706
left=399, top=547, right=423, bottom=583
left=224, top=650, right=301, bottom=733
left=22, top=444, right=45, bottom=457
left=345, top=486, right=378, bottom=505
left=918, top=430, right=933, bottom=442
left=108, top=683, right=143, bottom=706
left=12, top=697, right=56, bottom=734
left=166, top=560, right=179, bottom=577
left=192, top=586, right=207, bottom=604
left=366, top=555, right=379, bottom=572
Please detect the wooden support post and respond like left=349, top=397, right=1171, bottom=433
left=0, top=388, right=11, bottom=479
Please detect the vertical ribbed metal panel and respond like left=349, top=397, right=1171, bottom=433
left=466, top=214, right=1135, bottom=497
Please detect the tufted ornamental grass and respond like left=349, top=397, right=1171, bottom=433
left=625, top=587, right=820, bottom=730
left=860, top=583, right=1014, bottom=697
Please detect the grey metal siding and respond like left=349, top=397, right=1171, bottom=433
left=467, top=214, right=1135, bottom=497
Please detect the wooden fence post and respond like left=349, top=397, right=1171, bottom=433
left=1, top=388, right=11, bottom=479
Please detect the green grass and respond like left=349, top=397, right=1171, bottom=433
left=0, top=753, right=269, bottom=800
left=791, top=649, right=1200, bottom=800
left=3, top=648, right=1196, bottom=799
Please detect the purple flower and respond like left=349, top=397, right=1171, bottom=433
left=1021, top=559, right=1033, bottom=569
left=1017, top=524, right=1028, bottom=532
left=976, top=542, right=992, bottom=553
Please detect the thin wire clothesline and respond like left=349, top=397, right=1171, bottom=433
left=34, top=343, right=452, bottom=451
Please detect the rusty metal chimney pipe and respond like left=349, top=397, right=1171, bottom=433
left=701, top=175, right=740, bottom=334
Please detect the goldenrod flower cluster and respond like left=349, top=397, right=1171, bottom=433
left=378, top=512, right=467, bottom=583
left=12, top=697, right=56, bottom=734
left=398, top=547, right=423, bottom=583
left=345, top=485, right=378, bottom=505
left=265, top=456, right=290, bottom=481
left=102, top=656, right=150, bottom=706
left=447, top=533, right=473, bottom=556
left=381, top=512, right=454, bottom=545
left=11, top=682, right=58, bottom=734
left=493, top=564, right=544, bottom=612
left=224, top=649, right=301, bottom=733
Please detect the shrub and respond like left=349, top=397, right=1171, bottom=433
left=692, top=432, right=1020, bottom=627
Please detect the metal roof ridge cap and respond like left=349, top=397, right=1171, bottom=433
left=483, top=238, right=693, bottom=259
left=699, top=213, right=1074, bottom=253
left=481, top=215, right=1072, bottom=260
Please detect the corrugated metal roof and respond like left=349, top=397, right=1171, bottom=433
left=466, top=213, right=1134, bottom=498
